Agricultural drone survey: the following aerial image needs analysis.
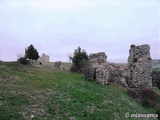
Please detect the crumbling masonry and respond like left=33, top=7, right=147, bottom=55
left=128, top=44, right=152, bottom=88
left=88, top=52, right=128, bottom=87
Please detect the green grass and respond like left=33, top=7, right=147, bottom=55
left=153, top=87, right=160, bottom=95
left=0, top=61, right=158, bottom=120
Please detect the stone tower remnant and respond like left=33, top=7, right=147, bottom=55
left=38, top=53, right=50, bottom=63
left=88, top=52, right=108, bottom=85
left=128, top=44, right=152, bottom=88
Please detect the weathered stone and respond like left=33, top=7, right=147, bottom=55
left=38, top=53, right=50, bottom=63
left=54, top=61, right=64, bottom=70
left=152, top=71, right=160, bottom=87
left=128, top=44, right=152, bottom=88
left=120, top=65, right=128, bottom=72
left=103, top=62, right=128, bottom=87
left=27, top=59, right=42, bottom=68
left=29, top=59, right=38, bottom=66
left=87, top=52, right=129, bottom=87
left=84, top=66, right=96, bottom=81
left=96, top=68, right=109, bottom=85
left=89, top=52, right=107, bottom=65
left=108, top=69, right=128, bottom=88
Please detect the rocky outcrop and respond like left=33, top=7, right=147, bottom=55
left=128, top=44, right=152, bottom=88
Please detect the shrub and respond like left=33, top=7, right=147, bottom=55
left=69, top=46, right=89, bottom=73
left=17, top=57, right=29, bottom=65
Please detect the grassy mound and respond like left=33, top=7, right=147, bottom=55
left=0, top=61, right=158, bottom=120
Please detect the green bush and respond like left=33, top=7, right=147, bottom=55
left=70, top=46, right=89, bottom=73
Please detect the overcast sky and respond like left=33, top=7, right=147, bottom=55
left=0, top=0, right=159, bottom=63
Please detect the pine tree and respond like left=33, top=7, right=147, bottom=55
left=70, top=46, right=89, bottom=72
left=25, top=44, right=39, bottom=60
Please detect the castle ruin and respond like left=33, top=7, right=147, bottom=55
left=87, top=44, right=152, bottom=88
left=38, top=53, right=50, bottom=63
left=88, top=52, right=128, bottom=87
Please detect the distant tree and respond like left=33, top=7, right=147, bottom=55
left=69, top=46, right=89, bottom=73
left=25, top=44, right=39, bottom=60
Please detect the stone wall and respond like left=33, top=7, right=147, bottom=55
left=128, top=44, right=152, bottom=88
left=38, top=53, right=50, bottom=63
left=28, top=59, right=39, bottom=66
left=96, top=68, right=109, bottom=85
left=89, top=52, right=107, bottom=66
left=87, top=52, right=128, bottom=87
left=104, top=63, right=129, bottom=87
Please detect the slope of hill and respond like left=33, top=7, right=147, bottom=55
left=0, top=61, right=158, bottom=120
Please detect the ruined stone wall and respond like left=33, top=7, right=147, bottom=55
left=45, top=55, right=50, bottom=63
left=29, top=59, right=39, bottom=66
left=54, top=61, right=64, bottom=70
left=96, top=68, right=109, bottom=85
left=128, top=44, right=152, bottom=88
left=89, top=52, right=107, bottom=66
left=38, top=53, right=50, bottom=63
left=87, top=52, right=128, bottom=87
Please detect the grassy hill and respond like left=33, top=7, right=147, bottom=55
left=0, top=61, right=158, bottom=120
